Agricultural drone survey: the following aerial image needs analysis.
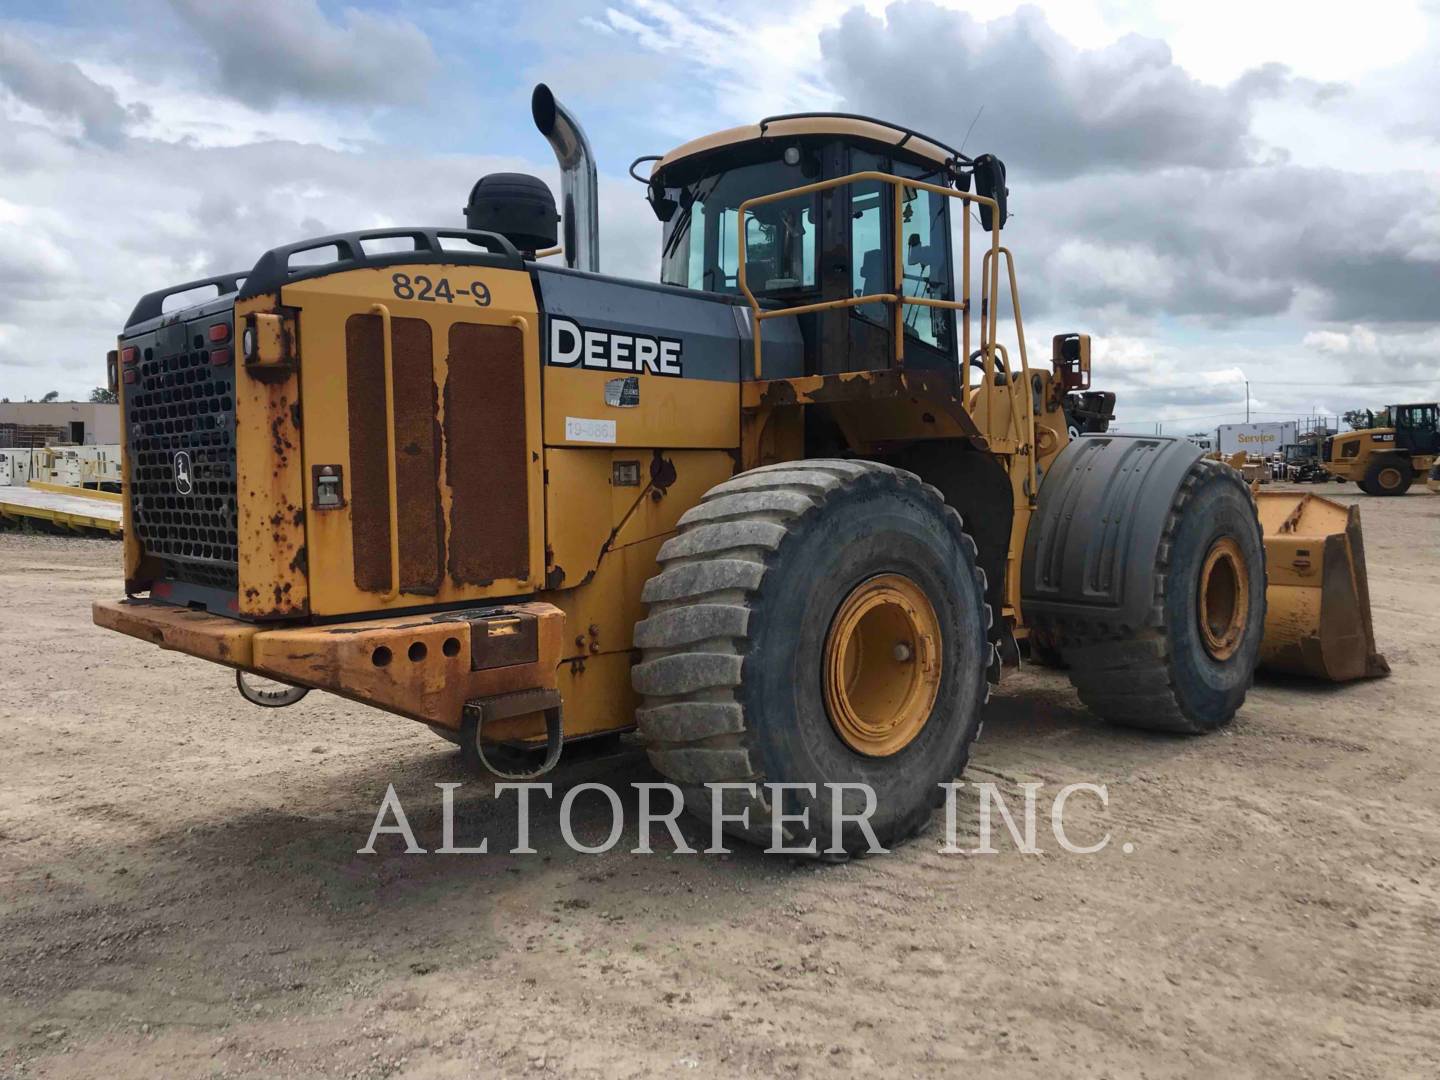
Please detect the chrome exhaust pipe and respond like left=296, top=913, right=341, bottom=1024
left=531, top=84, right=599, bottom=273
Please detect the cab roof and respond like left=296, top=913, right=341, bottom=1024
left=651, top=112, right=966, bottom=183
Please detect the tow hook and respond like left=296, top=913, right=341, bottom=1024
left=461, top=689, right=564, bottom=780
left=235, top=670, right=310, bottom=708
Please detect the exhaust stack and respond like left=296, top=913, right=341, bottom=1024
left=531, top=84, right=599, bottom=273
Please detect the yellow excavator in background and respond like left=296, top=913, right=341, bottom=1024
left=93, top=85, right=1386, bottom=854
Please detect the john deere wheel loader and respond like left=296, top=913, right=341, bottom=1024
left=95, top=85, right=1374, bottom=855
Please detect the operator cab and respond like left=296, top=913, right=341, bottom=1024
left=1393, top=402, right=1439, bottom=454
left=644, top=116, right=1000, bottom=378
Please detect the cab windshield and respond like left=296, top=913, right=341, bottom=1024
left=660, top=160, right=816, bottom=296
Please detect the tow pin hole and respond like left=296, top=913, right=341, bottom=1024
left=442, top=637, right=461, bottom=658
left=408, top=642, right=428, bottom=662
left=372, top=646, right=392, bottom=667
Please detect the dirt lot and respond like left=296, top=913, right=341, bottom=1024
left=2, top=482, right=1438, bottom=1078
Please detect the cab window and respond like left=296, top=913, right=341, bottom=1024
left=661, top=159, right=817, bottom=296
left=898, top=182, right=954, bottom=353
left=848, top=153, right=955, bottom=360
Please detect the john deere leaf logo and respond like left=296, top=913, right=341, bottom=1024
left=173, top=451, right=193, bottom=495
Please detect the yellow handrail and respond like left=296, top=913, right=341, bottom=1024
left=982, top=245, right=1035, bottom=470
left=735, top=169, right=1025, bottom=444
left=371, top=302, right=401, bottom=601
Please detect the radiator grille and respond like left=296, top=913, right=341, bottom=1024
left=125, top=319, right=239, bottom=591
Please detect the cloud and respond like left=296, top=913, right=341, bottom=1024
left=799, top=3, right=1440, bottom=331
left=0, top=32, right=146, bottom=145
left=819, top=2, right=1286, bottom=178
left=0, top=97, right=660, bottom=399
left=167, top=0, right=437, bottom=108
left=1004, top=164, right=1440, bottom=326
left=1302, top=324, right=1440, bottom=385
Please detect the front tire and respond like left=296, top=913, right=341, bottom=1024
left=632, top=460, right=991, bottom=856
left=1049, top=459, right=1266, bottom=734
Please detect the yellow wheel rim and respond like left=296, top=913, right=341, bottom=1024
left=823, top=574, right=942, bottom=757
left=1197, top=537, right=1249, bottom=661
left=1378, top=467, right=1402, bottom=491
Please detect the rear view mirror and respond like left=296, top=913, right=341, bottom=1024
left=1052, top=333, right=1091, bottom=390
left=972, top=154, right=1007, bottom=231
left=647, top=180, right=678, bottom=223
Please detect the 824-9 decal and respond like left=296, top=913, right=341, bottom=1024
left=391, top=272, right=490, bottom=306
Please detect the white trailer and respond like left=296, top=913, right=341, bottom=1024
left=1216, top=421, right=1297, bottom=458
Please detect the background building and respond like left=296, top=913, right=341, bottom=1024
left=0, top=401, right=120, bottom=447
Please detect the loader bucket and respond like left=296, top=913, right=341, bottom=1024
left=1254, top=492, right=1389, bottom=681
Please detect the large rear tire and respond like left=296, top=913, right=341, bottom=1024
left=632, top=460, right=991, bottom=856
left=1046, top=458, right=1266, bottom=734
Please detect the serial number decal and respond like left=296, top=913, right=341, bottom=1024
left=391, top=273, right=491, bottom=306
left=565, top=416, right=617, bottom=444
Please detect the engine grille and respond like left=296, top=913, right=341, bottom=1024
left=125, top=317, right=239, bottom=592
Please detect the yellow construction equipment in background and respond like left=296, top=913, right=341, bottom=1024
left=1255, top=491, right=1388, bottom=681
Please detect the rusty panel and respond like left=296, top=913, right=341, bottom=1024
left=445, top=322, right=529, bottom=585
left=346, top=314, right=443, bottom=595
left=93, top=598, right=259, bottom=668
left=234, top=296, right=308, bottom=618
left=287, top=265, right=544, bottom=617
left=250, top=601, right=564, bottom=729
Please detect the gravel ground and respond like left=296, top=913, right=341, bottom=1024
left=1, top=482, right=1438, bottom=1078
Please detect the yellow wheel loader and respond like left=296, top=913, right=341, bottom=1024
left=94, top=86, right=1383, bottom=855
left=1325, top=403, right=1439, bottom=495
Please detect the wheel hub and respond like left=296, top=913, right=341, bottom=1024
left=1197, top=537, right=1249, bottom=661
left=823, top=574, right=942, bottom=757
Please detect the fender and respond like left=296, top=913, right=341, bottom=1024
left=1021, top=434, right=1204, bottom=636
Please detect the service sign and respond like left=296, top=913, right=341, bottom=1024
left=1216, top=421, right=1299, bottom=457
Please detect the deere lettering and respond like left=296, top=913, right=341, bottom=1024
left=548, top=316, right=682, bottom=377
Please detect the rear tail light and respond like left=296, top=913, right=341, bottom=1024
left=209, top=347, right=232, bottom=366
left=208, top=323, right=231, bottom=343
left=122, top=367, right=139, bottom=385
left=121, top=346, right=139, bottom=366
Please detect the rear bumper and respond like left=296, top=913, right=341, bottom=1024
left=93, top=598, right=565, bottom=730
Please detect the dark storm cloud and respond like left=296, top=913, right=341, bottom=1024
left=1021, top=165, right=1440, bottom=324
left=817, top=3, right=1440, bottom=329
left=167, top=0, right=437, bottom=108
left=0, top=32, right=146, bottom=145
left=819, top=1, right=1283, bottom=178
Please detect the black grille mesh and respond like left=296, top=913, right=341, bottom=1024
left=126, top=321, right=239, bottom=591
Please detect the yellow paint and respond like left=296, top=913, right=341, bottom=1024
left=824, top=573, right=942, bottom=756
left=233, top=295, right=308, bottom=617
left=546, top=448, right=736, bottom=652
left=0, top=500, right=120, bottom=534
left=26, top=481, right=123, bottom=503
left=281, top=265, right=545, bottom=616
left=1254, top=491, right=1387, bottom=681
left=543, top=366, right=738, bottom=448
left=93, top=597, right=566, bottom=730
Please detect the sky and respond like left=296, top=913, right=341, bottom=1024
left=0, top=0, right=1437, bottom=435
